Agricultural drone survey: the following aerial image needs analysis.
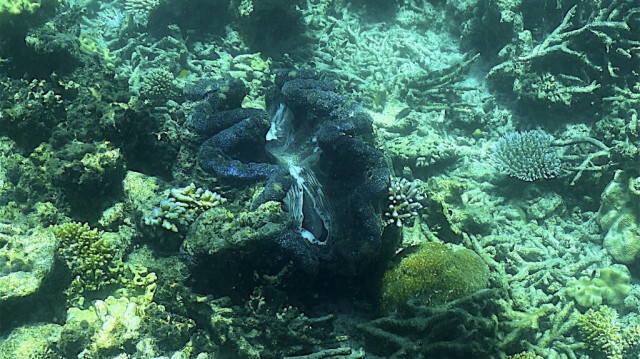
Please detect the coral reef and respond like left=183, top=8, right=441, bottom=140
left=1, top=0, right=640, bottom=357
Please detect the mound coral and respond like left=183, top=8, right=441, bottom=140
left=380, top=242, right=489, bottom=313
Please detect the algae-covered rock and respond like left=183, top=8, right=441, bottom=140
left=183, top=200, right=291, bottom=257
left=58, top=291, right=194, bottom=358
left=122, top=171, right=160, bottom=222
left=63, top=296, right=143, bottom=356
left=385, top=131, right=460, bottom=175
left=0, top=79, right=63, bottom=150
left=0, top=323, right=61, bottom=358
left=380, top=242, right=489, bottom=313
left=425, top=176, right=497, bottom=238
left=0, top=229, right=56, bottom=304
left=182, top=200, right=293, bottom=297
left=18, top=141, right=126, bottom=219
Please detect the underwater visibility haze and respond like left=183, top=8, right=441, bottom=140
left=0, top=0, right=640, bottom=358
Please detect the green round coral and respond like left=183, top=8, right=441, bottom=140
left=380, top=242, right=489, bottom=313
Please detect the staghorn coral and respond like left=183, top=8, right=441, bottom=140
left=124, top=0, right=159, bottom=24
left=486, top=1, right=640, bottom=122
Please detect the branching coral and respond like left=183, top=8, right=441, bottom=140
left=576, top=306, right=640, bottom=359
left=384, top=176, right=425, bottom=227
left=488, top=1, right=640, bottom=115
left=359, top=289, right=501, bottom=357
left=52, top=222, right=123, bottom=301
left=490, top=130, right=561, bottom=181
left=0, top=0, right=53, bottom=15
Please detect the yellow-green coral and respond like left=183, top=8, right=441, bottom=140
left=52, top=222, right=123, bottom=300
left=0, top=0, right=44, bottom=15
left=576, top=306, right=640, bottom=359
left=380, top=242, right=489, bottom=313
left=78, top=36, right=116, bottom=67
left=117, top=263, right=157, bottom=305
left=566, top=265, right=631, bottom=308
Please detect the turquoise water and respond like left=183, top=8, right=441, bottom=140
left=0, top=0, right=639, bottom=358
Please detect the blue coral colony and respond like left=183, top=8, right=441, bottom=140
left=0, top=0, right=638, bottom=358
